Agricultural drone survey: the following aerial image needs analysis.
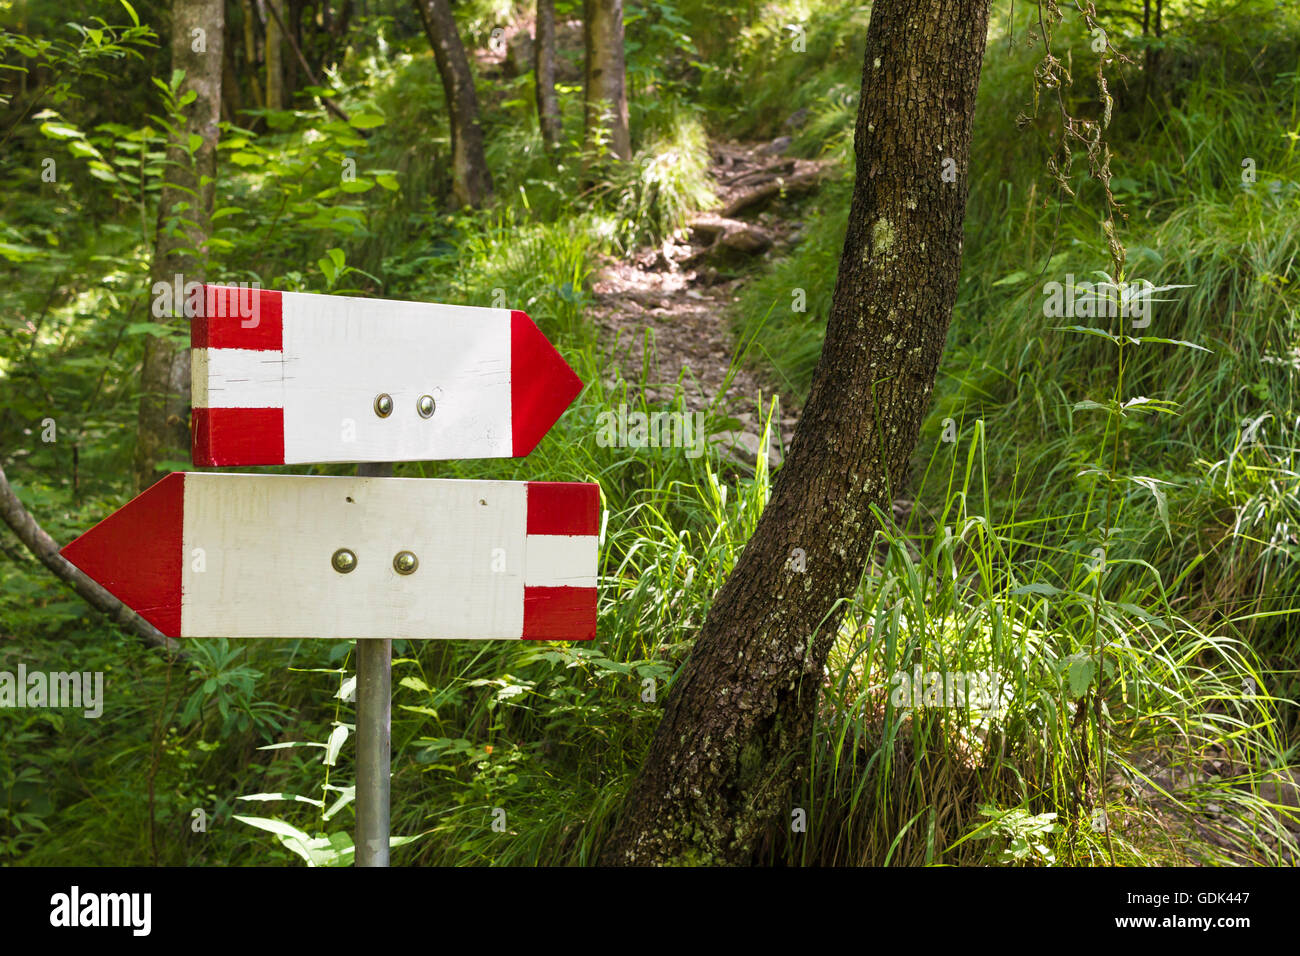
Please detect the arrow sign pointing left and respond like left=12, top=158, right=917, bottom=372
left=191, top=285, right=583, bottom=466
left=61, top=473, right=599, bottom=641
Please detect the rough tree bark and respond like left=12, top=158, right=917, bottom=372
left=535, top=0, right=562, bottom=151
left=414, top=0, right=493, bottom=209
left=582, top=0, right=630, bottom=161
left=600, top=0, right=994, bottom=865
left=133, top=0, right=223, bottom=492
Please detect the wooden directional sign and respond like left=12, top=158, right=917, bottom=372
left=192, top=285, right=583, bottom=466
left=61, top=473, right=599, bottom=641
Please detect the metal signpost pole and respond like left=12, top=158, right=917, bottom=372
left=354, top=461, right=393, bottom=867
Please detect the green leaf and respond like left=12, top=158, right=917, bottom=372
left=348, top=113, right=386, bottom=129
left=237, top=792, right=326, bottom=808
left=1011, top=582, right=1063, bottom=596
left=1065, top=655, right=1097, bottom=697
left=119, top=0, right=141, bottom=26
left=232, top=815, right=319, bottom=865
left=1053, top=325, right=1131, bottom=347
left=39, top=122, right=83, bottom=140
left=233, top=814, right=311, bottom=841
left=322, top=787, right=355, bottom=822
left=323, top=723, right=349, bottom=766
left=0, top=242, right=43, bottom=262
left=67, top=139, right=102, bottom=159
left=1134, top=336, right=1212, bottom=353
left=1070, top=399, right=1110, bottom=413
left=1128, top=475, right=1173, bottom=540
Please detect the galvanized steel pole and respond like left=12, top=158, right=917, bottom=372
left=354, top=461, right=393, bottom=866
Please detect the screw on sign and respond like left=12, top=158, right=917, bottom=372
left=61, top=288, right=599, bottom=867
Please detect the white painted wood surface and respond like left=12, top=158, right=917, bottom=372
left=173, top=474, right=598, bottom=639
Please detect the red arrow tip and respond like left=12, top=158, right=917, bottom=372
left=61, top=473, right=185, bottom=637
left=511, top=310, right=582, bottom=457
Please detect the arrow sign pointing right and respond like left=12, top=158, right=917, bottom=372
left=61, top=473, right=600, bottom=641
left=191, top=286, right=583, bottom=466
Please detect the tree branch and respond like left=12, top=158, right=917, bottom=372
left=0, top=462, right=185, bottom=660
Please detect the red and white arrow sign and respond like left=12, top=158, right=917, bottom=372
left=191, top=286, right=582, bottom=466
left=61, top=473, right=599, bottom=641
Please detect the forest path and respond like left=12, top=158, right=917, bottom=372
left=589, top=140, right=831, bottom=467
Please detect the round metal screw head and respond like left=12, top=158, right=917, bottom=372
left=393, top=550, right=419, bottom=575
left=417, top=394, right=436, bottom=419
left=331, top=548, right=358, bottom=574
left=373, top=393, right=394, bottom=418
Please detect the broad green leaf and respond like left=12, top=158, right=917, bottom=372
left=1065, top=656, right=1096, bottom=697
left=68, top=139, right=102, bottom=159
left=39, top=122, right=83, bottom=140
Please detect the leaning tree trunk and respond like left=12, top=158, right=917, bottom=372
left=600, top=0, right=993, bottom=866
left=133, top=0, right=224, bottom=492
left=414, top=0, right=493, bottom=209
left=535, top=0, right=562, bottom=151
left=582, top=0, right=630, bottom=161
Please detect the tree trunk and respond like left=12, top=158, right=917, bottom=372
left=221, top=23, right=241, bottom=122
left=414, top=0, right=493, bottom=209
left=582, top=0, right=630, bottom=161
left=535, top=0, right=561, bottom=151
left=599, top=0, right=993, bottom=866
left=243, top=0, right=265, bottom=110
left=286, top=0, right=303, bottom=103
left=133, top=0, right=224, bottom=492
left=265, top=0, right=285, bottom=108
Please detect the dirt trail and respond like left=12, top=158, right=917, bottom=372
left=590, top=140, right=830, bottom=467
